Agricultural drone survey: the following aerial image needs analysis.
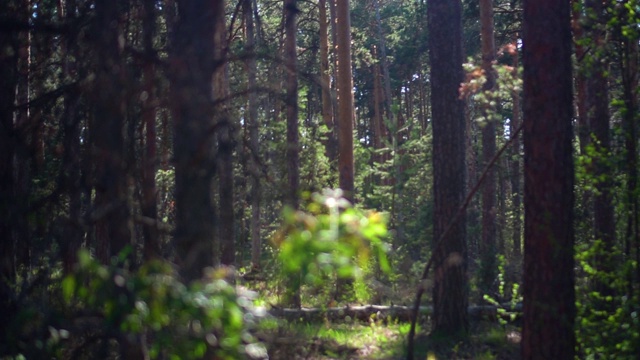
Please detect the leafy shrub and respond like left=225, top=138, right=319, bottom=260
left=273, top=189, right=391, bottom=305
left=575, top=241, right=640, bottom=359
left=61, top=250, right=267, bottom=359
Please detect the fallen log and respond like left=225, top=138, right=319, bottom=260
left=265, top=303, right=522, bottom=323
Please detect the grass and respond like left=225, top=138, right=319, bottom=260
left=259, top=317, right=520, bottom=360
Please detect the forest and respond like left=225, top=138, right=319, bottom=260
left=0, top=0, right=639, bottom=359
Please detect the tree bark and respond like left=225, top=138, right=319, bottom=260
left=479, top=0, right=497, bottom=299
left=213, top=1, right=235, bottom=266
left=284, top=0, right=301, bottom=307
left=141, top=0, right=160, bottom=261
left=585, top=0, right=615, bottom=299
left=336, top=0, right=354, bottom=203
left=509, top=33, right=522, bottom=275
left=170, top=0, right=219, bottom=281
left=244, top=0, right=262, bottom=270
left=318, top=0, right=337, bottom=163
left=521, top=0, right=576, bottom=358
left=428, top=0, right=468, bottom=337
left=284, top=0, right=300, bottom=210
left=92, top=0, right=132, bottom=263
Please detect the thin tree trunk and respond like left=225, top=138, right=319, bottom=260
left=244, top=0, right=262, bottom=270
left=284, top=0, right=300, bottom=209
left=319, top=0, right=336, bottom=163
left=336, top=0, right=354, bottom=202
left=213, top=1, right=235, bottom=266
left=93, top=0, right=132, bottom=262
left=60, top=0, right=83, bottom=274
left=141, top=0, right=160, bottom=261
left=372, top=45, right=384, bottom=164
left=284, top=0, right=301, bottom=307
left=479, top=0, right=497, bottom=299
left=618, top=4, right=639, bottom=298
left=509, top=37, right=522, bottom=274
left=585, top=0, right=615, bottom=299
left=0, top=0, right=19, bottom=285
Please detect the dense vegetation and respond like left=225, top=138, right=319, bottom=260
left=1, top=0, right=639, bottom=359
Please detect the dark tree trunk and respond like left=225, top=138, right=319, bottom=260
left=428, top=0, right=469, bottom=337
left=61, top=0, right=83, bottom=274
left=319, top=0, right=337, bottom=163
left=213, top=1, right=235, bottom=266
left=284, top=0, right=301, bottom=307
left=585, top=0, right=615, bottom=299
left=479, top=0, right=497, bottom=299
left=0, top=0, right=19, bottom=287
left=244, top=0, right=262, bottom=270
left=92, top=0, right=132, bottom=263
left=141, top=0, right=160, bottom=261
left=509, top=34, right=522, bottom=276
left=336, top=0, right=354, bottom=203
left=617, top=2, right=639, bottom=298
left=170, top=0, right=220, bottom=281
left=284, top=0, right=300, bottom=210
left=521, top=0, right=576, bottom=358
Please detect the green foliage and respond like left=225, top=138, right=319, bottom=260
left=575, top=242, right=640, bottom=359
left=461, top=54, right=523, bottom=127
left=62, top=250, right=266, bottom=359
left=482, top=255, right=521, bottom=326
left=273, top=189, right=391, bottom=304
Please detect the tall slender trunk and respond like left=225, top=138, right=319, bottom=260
left=509, top=37, right=522, bottom=273
left=319, top=0, right=336, bottom=163
left=60, top=0, right=84, bottom=274
left=428, top=0, right=468, bottom=336
left=372, top=45, right=384, bottom=164
left=213, top=1, right=235, bottom=266
left=585, top=0, right=615, bottom=298
left=171, top=0, right=219, bottom=281
left=336, top=0, right=354, bottom=202
left=284, top=0, right=301, bottom=307
left=284, top=0, right=300, bottom=209
left=141, top=0, right=160, bottom=261
left=479, top=0, right=497, bottom=299
left=92, top=0, right=132, bottom=263
left=244, top=0, right=262, bottom=270
left=618, top=4, right=639, bottom=297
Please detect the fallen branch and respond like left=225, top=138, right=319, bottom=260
left=266, top=303, right=521, bottom=323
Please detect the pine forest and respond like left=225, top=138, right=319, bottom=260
left=1, top=0, right=639, bottom=359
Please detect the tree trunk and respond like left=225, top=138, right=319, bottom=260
left=284, top=0, right=301, bottom=307
left=617, top=1, right=639, bottom=298
left=244, top=0, right=262, bottom=270
left=428, top=0, right=468, bottom=337
left=336, top=0, right=354, bottom=203
left=170, top=0, right=219, bottom=281
left=141, top=0, right=160, bottom=261
left=60, top=0, right=83, bottom=274
left=92, top=0, right=132, bottom=263
left=479, top=0, right=497, bottom=299
left=319, top=0, right=337, bottom=163
left=585, top=0, right=615, bottom=299
left=509, top=34, right=522, bottom=277
left=521, top=0, right=576, bottom=358
left=284, top=0, right=300, bottom=210
left=213, top=1, right=235, bottom=266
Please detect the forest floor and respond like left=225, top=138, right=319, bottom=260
left=244, top=273, right=522, bottom=359
left=259, top=318, right=521, bottom=359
